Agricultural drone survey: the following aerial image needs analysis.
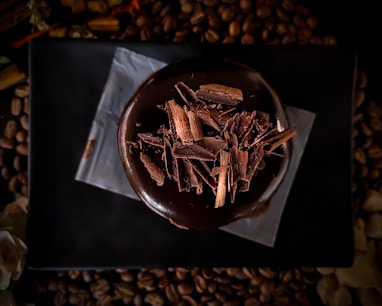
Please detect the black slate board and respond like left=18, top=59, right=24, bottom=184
left=26, top=38, right=355, bottom=269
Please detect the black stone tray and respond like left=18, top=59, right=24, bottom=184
left=26, top=38, right=355, bottom=269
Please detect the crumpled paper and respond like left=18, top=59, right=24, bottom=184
left=75, top=47, right=315, bottom=247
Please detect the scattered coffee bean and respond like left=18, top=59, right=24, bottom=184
left=20, top=115, right=29, bottom=131
left=0, top=137, right=16, bottom=150
left=370, top=118, right=382, bottom=131
left=16, top=143, right=28, bottom=156
left=11, top=97, right=22, bottom=116
left=15, top=84, right=29, bottom=98
left=4, top=120, right=18, bottom=139
left=9, top=175, right=21, bottom=193
left=241, top=33, right=255, bottom=44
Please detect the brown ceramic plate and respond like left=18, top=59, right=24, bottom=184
left=118, top=57, right=292, bottom=230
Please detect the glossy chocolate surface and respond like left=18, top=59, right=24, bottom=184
left=118, top=58, right=291, bottom=230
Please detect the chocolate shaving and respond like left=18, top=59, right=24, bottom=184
left=197, top=83, right=243, bottom=106
left=138, top=133, right=164, bottom=148
left=140, top=152, right=166, bottom=186
left=172, top=142, right=216, bottom=161
left=175, top=81, right=201, bottom=107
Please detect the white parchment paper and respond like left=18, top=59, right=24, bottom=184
left=75, top=47, right=315, bottom=247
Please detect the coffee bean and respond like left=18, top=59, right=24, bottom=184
left=54, top=291, right=66, bottom=306
left=222, top=36, right=235, bottom=43
left=140, top=27, right=152, bottom=41
left=256, top=6, right=271, bottom=18
left=276, top=7, right=289, bottom=21
left=163, top=15, right=177, bottom=33
left=356, top=70, right=367, bottom=89
left=250, top=275, right=263, bottom=285
left=201, top=293, right=214, bottom=303
left=288, top=23, right=297, bottom=34
left=1, top=167, right=12, bottom=180
left=15, top=130, right=27, bottom=143
left=281, top=0, right=294, bottom=12
left=160, top=4, right=171, bottom=17
left=16, top=143, right=28, bottom=156
left=207, top=281, right=217, bottom=293
left=165, top=284, right=179, bottom=303
left=309, top=35, right=322, bottom=45
left=282, top=33, right=296, bottom=44
left=242, top=267, right=255, bottom=278
left=205, top=29, right=220, bottom=43
left=15, top=84, right=29, bottom=98
left=296, top=4, right=309, bottom=15
left=242, top=21, right=256, bottom=34
left=241, top=33, right=255, bottom=44
left=202, top=268, right=214, bottom=280
left=306, top=16, right=320, bottom=30
left=11, top=97, right=22, bottom=116
left=208, top=16, right=222, bottom=29
left=13, top=154, right=26, bottom=172
left=137, top=273, right=154, bottom=288
left=370, top=118, right=382, bottom=131
left=361, top=123, right=373, bottom=137
left=273, top=294, right=291, bottom=306
left=367, top=146, right=382, bottom=159
left=0, top=137, right=16, bottom=150
left=258, top=268, right=276, bottom=278
left=4, top=120, right=18, bottom=139
left=144, top=292, right=164, bottom=305
left=215, top=290, right=226, bottom=302
left=323, top=35, right=337, bottom=45
left=23, top=97, right=29, bottom=113
left=362, top=137, right=373, bottom=149
left=177, top=282, right=194, bottom=295
left=244, top=297, right=260, bottom=306
left=248, top=284, right=259, bottom=294
left=221, top=7, right=236, bottom=22
left=279, top=270, right=293, bottom=282
left=276, top=23, right=288, bottom=35
left=203, top=0, right=219, bottom=7
left=207, top=300, right=220, bottom=306
left=367, top=102, right=382, bottom=118
left=9, top=175, right=21, bottom=192
left=181, top=2, right=193, bottom=14
left=18, top=171, right=28, bottom=185
left=226, top=267, right=239, bottom=277
left=354, top=89, right=366, bottom=108
left=190, top=11, right=206, bottom=25
left=240, top=0, right=252, bottom=11
left=182, top=295, right=198, bottom=306
left=20, top=115, right=29, bottom=131
left=175, top=267, right=189, bottom=281
left=259, top=293, right=271, bottom=304
left=293, top=14, right=306, bottom=28
left=135, top=12, right=149, bottom=28
left=266, top=0, right=280, bottom=6
left=194, top=275, right=207, bottom=293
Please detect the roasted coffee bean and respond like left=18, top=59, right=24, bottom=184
left=221, top=7, right=236, bottom=22
left=266, top=0, right=279, bottom=6
left=242, top=267, right=255, bottom=278
left=177, top=282, right=194, bottom=295
left=248, top=284, right=260, bottom=294
left=294, top=291, right=310, bottom=305
left=175, top=267, right=189, bottom=281
left=182, top=295, right=198, bottom=306
left=279, top=270, right=293, bottom=282
left=20, top=115, right=29, bottom=131
left=163, top=15, right=177, bottom=33
left=160, top=4, right=171, bottom=17
left=223, top=36, right=235, bottom=43
left=135, top=12, right=149, bottom=28
left=226, top=267, right=240, bottom=277
left=276, top=7, right=289, bottom=21
left=307, top=16, right=319, bottom=30
left=250, top=275, right=263, bottom=285
left=203, top=0, right=219, bottom=7
left=276, top=23, right=288, bottom=35
left=15, top=130, right=27, bottom=143
left=82, top=271, right=93, bottom=283
left=367, top=146, right=382, bottom=159
left=202, top=268, right=214, bottom=280
left=205, top=29, right=220, bottom=43
left=1, top=167, right=12, bottom=180
left=274, top=294, right=291, bottom=306
left=354, top=89, right=366, bottom=108
left=4, top=120, right=18, bottom=139
left=18, top=171, right=28, bottom=185
left=140, top=27, right=153, bottom=41
left=256, top=5, right=271, bottom=18
left=282, top=33, right=296, bottom=44
left=244, top=297, right=260, bottom=306
left=0, top=137, right=16, bottom=149
left=194, top=274, right=207, bottom=293
left=22, top=184, right=28, bottom=196
left=11, top=97, right=22, bottom=116
left=215, top=290, right=226, bottom=302
left=259, top=293, right=271, bottom=304
left=367, top=102, right=382, bottom=118
left=370, top=118, right=382, bottom=131
left=181, top=2, right=194, bottom=14
left=281, top=0, right=294, bottom=11
left=241, top=33, right=255, bottom=44
left=54, top=291, right=66, bottom=306
left=356, top=70, right=368, bottom=89
left=208, top=281, right=217, bottom=293
left=242, top=21, right=256, bottom=34
left=137, top=273, right=154, bottom=288
left=323, top=35, right=337, bottom=45
left=15, top=84, right=29, bottom=98
left=361, top=122, right=373, bottom=136
left=201, top=293, right=214, bottom=303
left=144, top=292, right=164, bottom=305
left=293, top=14, right=306, bottom=28
left=309, top=35, right=322, bottom=45
left=240, top=0, right=252, bottom=11
left=16, top=143, right=28, bottom=156
left=165, top=284, right=179, bottom=302
left=258, top=268, right=276, bottom=278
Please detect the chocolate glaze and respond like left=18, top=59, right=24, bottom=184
left=118, top=57, right=292, bottom=230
